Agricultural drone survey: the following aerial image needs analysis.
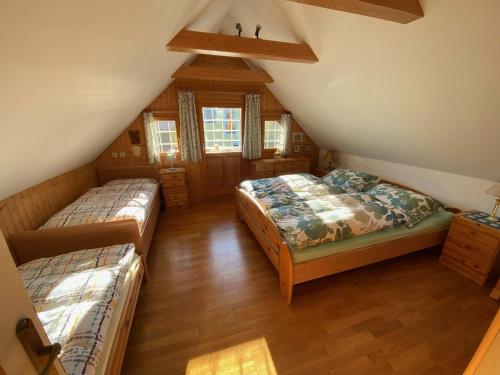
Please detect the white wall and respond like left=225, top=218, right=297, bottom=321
left=320, top=151, right=497, bottom=213
left=0, top=232, right=64, bottom=374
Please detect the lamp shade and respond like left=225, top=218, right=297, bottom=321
left=486, top=182, right=500, bottom=198
left=323, top=150, right=336, bottom=162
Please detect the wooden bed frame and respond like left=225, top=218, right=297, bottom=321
left=10, top=166, right=161, bottom=266
left=235, top=180, right=451, bottom=303
left=10, top=220, right=145, bottom=375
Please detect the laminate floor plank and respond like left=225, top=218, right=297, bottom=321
left=123, top=199, right=498, bottom=375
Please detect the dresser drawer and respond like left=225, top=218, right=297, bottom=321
left=254, top=162, right=275, bottom=173
left=293, top=160, right=310, bottom=172
left=163, top=179, right=187, bottom=189
left=165, top=191, right=189, bottom=202
left=275, top=162, right=294, bottom=175
left=452, top=220, right=500, bottom=249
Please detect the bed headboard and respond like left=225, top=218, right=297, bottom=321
left=96, top=165, right=160, bottom=185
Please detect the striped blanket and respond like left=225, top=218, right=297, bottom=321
left=18, top=244, right=135, bottom=375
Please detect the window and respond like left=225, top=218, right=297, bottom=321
left=157, top=120, right=178, bottom=153
left=264, top=120, right=284, bottom=150
left=202, top=107, right=242, bottom=152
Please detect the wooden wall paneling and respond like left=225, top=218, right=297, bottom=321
left=94, top=56, right=320, bottom=202
left=0, top=164, right=98, bottom=259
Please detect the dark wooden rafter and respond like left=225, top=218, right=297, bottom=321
left=166, top=30, right=318, bottom=64
left=285, top=0, right=424, bottom=24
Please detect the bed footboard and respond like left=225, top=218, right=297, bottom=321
left=235, top=188, right=294, bottom=303
left=10, top=219, right=142, bottom=265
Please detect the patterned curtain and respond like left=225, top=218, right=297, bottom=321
left=143, top=112, right=160, bottom=164
left=242, top=94, right=262, bottom=160
left=178, top=91, right=202, bottom=162
left=281, top=112, right=293, bottom=156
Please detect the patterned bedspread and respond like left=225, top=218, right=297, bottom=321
left=18, top=244, right=135, bottom=375
left=268, top=193, right=407, bottom=250
left=42, top=180, right=158, bottom=232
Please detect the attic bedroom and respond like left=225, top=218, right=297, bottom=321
left=1, top=0, right=499, bottom=374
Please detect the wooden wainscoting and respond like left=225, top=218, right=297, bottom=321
left=0, top=164, right=98, bottom=260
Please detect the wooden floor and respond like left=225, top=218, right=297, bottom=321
left=123, top=199, right=498, bottom=375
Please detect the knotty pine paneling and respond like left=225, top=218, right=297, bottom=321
left=95, top=56, right=319, bottom=202
left=0, top=164, right=98, bottom=259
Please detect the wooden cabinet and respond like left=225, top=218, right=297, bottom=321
left=159, top=168, right=190, bottom=210
left=440, top=213, right=500, bottom=285
left=249, top=158, right=311, bottom=179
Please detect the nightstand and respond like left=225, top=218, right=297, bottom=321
left=440, top=212, right=500, bottom=286
left=159, top=168, right=190, bottom=210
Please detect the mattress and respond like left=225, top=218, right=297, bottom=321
left=290, top=210, right=453, bottom=263
left=18, top=244, right=136, bottom=375
left=41, top=179, right=158, bottom=232
left=95, top=254, right=141, bottom=374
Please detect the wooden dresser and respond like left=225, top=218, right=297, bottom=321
left=249, top=158, right=311, bottom=179
left=159, top=168, right=190, bottom=210
left=440, top=212, right=500, bottom=285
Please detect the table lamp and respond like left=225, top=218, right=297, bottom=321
left=486, top=182, right=500, bottom=221
left=323, top=150, right=336, bottom=170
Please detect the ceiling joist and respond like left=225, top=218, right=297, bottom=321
left=172, top=65, right=274, bottom=83
left=285, top=0, right=424, bottom=24
left=166, top=30, right=318, bottom=64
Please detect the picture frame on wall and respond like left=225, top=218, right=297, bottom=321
left=293, top=144, right=301, bottom=153
left=303, top=144, right=312, bottom=153
left=292, top=132, right=303, bottom=143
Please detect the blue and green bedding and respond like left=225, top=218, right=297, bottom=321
left=240, top=169, right=448, bottom=255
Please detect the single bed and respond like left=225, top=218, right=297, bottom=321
left=12, top=221, right=144, bottom=375
left=11, top=175, right=161, bottom=265
left=235, top=173, right=454, bottom=303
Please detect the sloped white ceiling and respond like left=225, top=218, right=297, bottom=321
left=1, top=0, right=498, bottom=200
left=223, top=0, right=500, bottom=181
left=0, top=0, right=231, bottom=199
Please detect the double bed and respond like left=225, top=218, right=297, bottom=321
left=236, top=170, right=454, bottom=303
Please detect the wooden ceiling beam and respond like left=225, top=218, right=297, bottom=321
left=285, top=0, right=423, bottom=24
left=166, top=30, right=318, bottom=64
left=172, top=65, right=274, bottom=83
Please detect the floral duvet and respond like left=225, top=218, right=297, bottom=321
left=268, top=193, right=407, bottom=250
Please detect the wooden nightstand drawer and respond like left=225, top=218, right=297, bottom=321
left=254, top=163, right=275, bottom=172
left=446, top=232, right=497, bottom=264
left=165, top=192, right=189, bottom=202
left=441, top=251, right=487, bottom=285
left=442, top=243, right=489, bottom=273
left=452, top=220, right=499, bottom=249
left=161, top=172, right=185, bottom=182
left=167, top=199, right=189, bottom=210
left=163, top=179, right=186, bottom=189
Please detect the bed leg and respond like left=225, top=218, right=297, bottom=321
left=279, top=244, right=293, bottom=304
left=235, top=203, right=244, bottom=222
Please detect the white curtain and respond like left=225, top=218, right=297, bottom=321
left=178, top=91, right=202, bottom=162
left=281, top=112, right=292, bottom=156
left=242, top=94, right=262, bottom=160
left=144, top=112, right=160, bottom=164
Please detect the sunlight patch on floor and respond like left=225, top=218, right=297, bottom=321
left=186, top=337, right=277, bottom=375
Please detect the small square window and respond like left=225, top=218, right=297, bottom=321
left=156, top=120, right=178, bottom=153
left=264, top=120, right=285, bottom=150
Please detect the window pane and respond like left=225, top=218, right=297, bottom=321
left=157, top=120, right=179, bottom=153
left=264, top=120, right=284, bottom=150
left=202, top=107, right=242, bottom=152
